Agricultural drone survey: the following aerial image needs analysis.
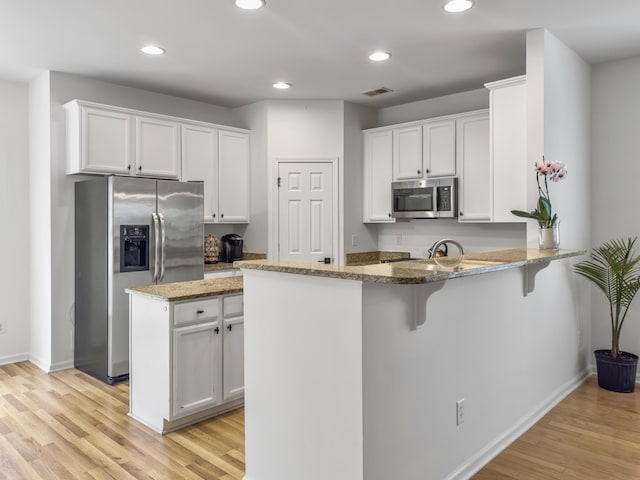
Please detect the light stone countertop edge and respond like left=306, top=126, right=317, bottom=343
left=126, top=277, right=243, bottom=302
left=234, top=248, right=587, bottom=285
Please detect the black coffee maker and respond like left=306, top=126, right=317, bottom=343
left=220, top=234, right=243, bottom=263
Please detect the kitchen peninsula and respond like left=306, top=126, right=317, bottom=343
left=236, top=248, right=585, bottom=480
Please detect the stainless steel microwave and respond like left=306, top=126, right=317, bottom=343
left=392, top=178, right=457, bottom=219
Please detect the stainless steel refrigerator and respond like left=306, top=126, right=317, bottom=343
left=75, top=176, right=204, bottom=384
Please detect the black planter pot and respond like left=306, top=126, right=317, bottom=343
left=594, top=349, right=639, bottom=393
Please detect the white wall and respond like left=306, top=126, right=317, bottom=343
left=0, top=79, right=30, bottom=364
left=34, top=71, right=234, bottom=371
left=378, top=220, right=525, bottom=257
left=343, top=102, right=379, bottom=254
left=378, top=88, right=489, bottom=126
left=29, top=73, right=53, bottom=370
left=231, top=101, right=269, bottom=254
left=591, top=54, right=640, bottom=358
left=526, top=30, right=591, bottom=251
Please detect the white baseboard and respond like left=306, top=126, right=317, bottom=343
left=444, top=368, right=591, bottom=480
left=28, top=354, right=74, bottom=373
left=49, top=360, right=74, bottom=372
left=0, top=353, right=29, bottom=366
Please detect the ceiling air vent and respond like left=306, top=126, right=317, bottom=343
left=362, top=87, right=394, bottom=97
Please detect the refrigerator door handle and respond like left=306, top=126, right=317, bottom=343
left=152, top=213, right=159, bottom=283
left=158, top=212, right=166, bottom=282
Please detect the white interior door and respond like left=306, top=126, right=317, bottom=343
left=278, top=161, right=334, bottom=263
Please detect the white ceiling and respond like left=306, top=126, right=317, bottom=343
left=1, top=0, right=640, bottom=109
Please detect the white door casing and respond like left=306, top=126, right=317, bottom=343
left=275, top=159, right=338, bottom=263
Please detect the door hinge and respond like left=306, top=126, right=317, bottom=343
left=277, top=177, right=281, bottom=188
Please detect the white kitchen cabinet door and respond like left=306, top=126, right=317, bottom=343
left=457, top=112, right=491, bottom=223
left=218, top=131, right=250, bottom=223
left=423, top=119, right=456, bottom=177
left=393, top=125, right=423, bottom=181
left=65, top=101, right=133, bottom=175
left=182, top=123, right=219, bottom=222
left=135, top=116, right=180, bottom=179
left=486, top=76, right=527, bottom=223
left=172, top=319, right=222, bottom=418
left=363, top=130, right=395, bottom=223
left=223, top=315, right=244, bottom=400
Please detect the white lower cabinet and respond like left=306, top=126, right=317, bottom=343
left=223, top=318, right=244, bottom=400
left=129, top=292, right=244, bottom=434
left=173, top=319, right=222, bottom=417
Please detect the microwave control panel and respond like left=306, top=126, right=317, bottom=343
left=437, top=186, right=452, bottom=211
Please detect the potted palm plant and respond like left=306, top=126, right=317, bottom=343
left=574, top=237, right=640, bottom=393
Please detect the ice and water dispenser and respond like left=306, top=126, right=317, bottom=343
left=120, top=225, right=149, bottom=272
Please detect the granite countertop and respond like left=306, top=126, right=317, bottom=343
left=204, top=252, right=267, bottom=273
left=126, top=276, right=243, bottom=302
left=345, top=250, right=410, bottom=266
left=235, top=248, right=586, bottom=285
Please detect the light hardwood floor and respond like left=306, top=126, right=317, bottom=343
left=0, top=362, right=244, bottom=479
left=1, top=362, right=639, bottom=479
left=474, top=375, right=640, bottom=479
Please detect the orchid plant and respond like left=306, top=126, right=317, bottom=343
left=511, top=158, right=568, bottom=228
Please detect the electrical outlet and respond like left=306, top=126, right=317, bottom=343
left=456, top=398, right=465, bottom=426
left=396, top=234, right=403, bottom=245
left=0, top=321, right=6, bottom=334
left=351, top=234, right=358, bottom=247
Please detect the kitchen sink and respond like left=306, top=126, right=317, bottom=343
left=384, top=257, right=502, bottom=272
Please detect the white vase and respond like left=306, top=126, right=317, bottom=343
left=538, top=224, right=560, bottom=250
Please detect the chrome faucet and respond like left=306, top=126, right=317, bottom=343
left=428, top=238, right=464, bottom=259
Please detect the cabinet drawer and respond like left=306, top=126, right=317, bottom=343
left=223, top=294, right=244, bottom=318
left=174, top=298, right=221, bottom=326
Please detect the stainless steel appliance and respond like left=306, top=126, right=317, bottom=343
left=75, top=176, right=204, bottom=384
left=220, top=233, right=243, bottom=263
left=392, top=177, right=457, bottom=219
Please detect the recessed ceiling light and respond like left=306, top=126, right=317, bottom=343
left=140, top=45, right=165, bottom=56
left=369, top=51, right=391, bottom=62
left=273, top=82, right=292, bottom=90
left=235, top=0, right=265, bottom=9
left=442, top=0, right=475, bottom=13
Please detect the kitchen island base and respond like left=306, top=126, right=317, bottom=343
left=240, top=252, right=587, bottom=480
left=127, top=278, right=244, bottom=435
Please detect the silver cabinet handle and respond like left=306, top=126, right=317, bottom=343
left=158, top=212, right=166, bottom=282
left=152, top=213, right=159, bottom=283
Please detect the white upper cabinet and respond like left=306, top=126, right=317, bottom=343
left=135, top=116, right=180, bottom=178
left=181, top=125, right=250, bottom=224
left=181, top=123, right=219, bottom=221
left=65, top=102, right=133, bottom=175
left=457, top=112, right=491, bottom=222
left=363, top=130, right=395, bottom=223
left=218, top=130, right=250, bottom=224
left=64, top=101, right=251, bottom=216
left=486, top=75, right=527, bottom=222
left=392, top=125, right=423, bottom=181
left=423, top=119, right=456, bottom=177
